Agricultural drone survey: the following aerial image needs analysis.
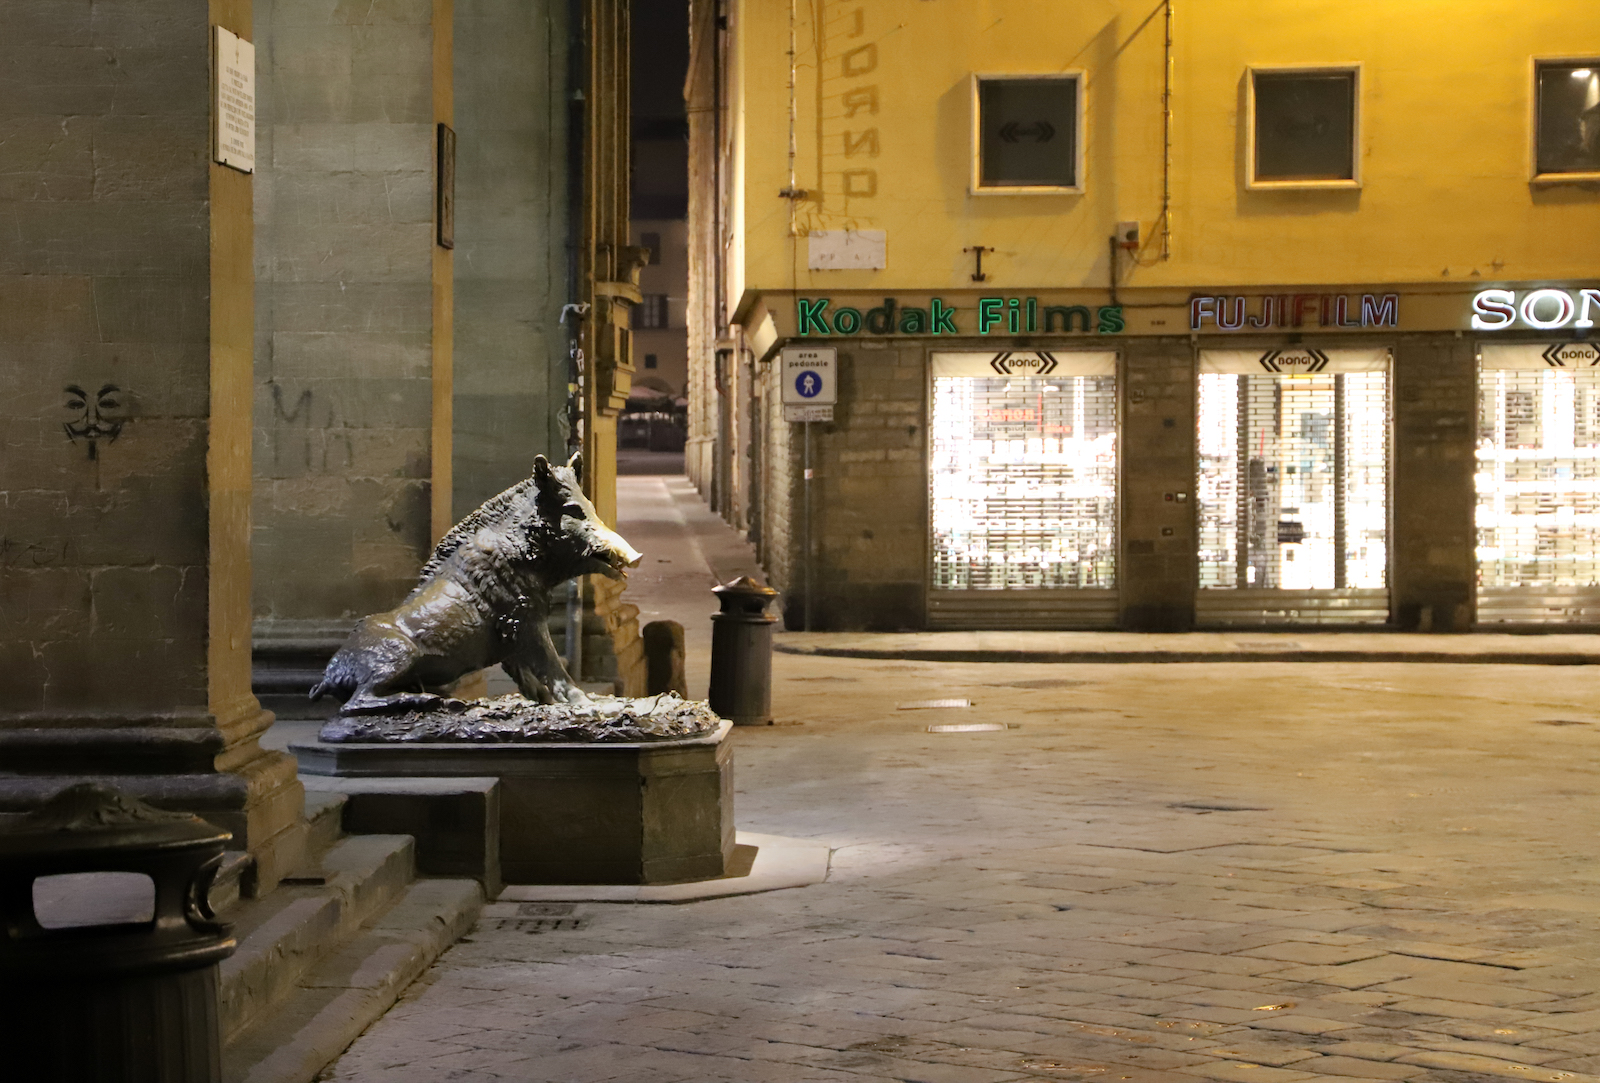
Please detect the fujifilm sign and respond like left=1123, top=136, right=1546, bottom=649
left=1472, top=287, right=1600, bottom=331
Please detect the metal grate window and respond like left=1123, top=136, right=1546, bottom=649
left=1477, top=368, right=1600, bottom=588
left=1198, top=371, right=1388, bottom=590
left=930, top=374, right=1116, bottom=590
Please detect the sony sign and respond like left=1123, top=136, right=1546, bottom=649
left=1472, top=287, right=1600, bottom=331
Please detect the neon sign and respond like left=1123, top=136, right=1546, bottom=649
left=1471, top=288, right=1600, bottom=331
left=797, top=297, right=1124, bottom=337
left=1190, top=293, right=1398, bottom=331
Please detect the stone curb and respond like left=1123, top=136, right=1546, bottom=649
left=775, top=643, right=1600, bottom=665
left=497, top=832, right=832, bottom=903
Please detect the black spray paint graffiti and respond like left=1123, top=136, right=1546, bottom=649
left=63, top=384, right=126, bottom=460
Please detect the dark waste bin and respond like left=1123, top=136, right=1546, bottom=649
left=708, top=576, right=779, bottom=725
left=0, top=782, right=237, bottom=1083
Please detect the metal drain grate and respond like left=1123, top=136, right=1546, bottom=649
left=898, top=698, right=972, bottom=710
left=485, top=902, right=586, bottom=933
left=927, top=722, right=1009, bottom=733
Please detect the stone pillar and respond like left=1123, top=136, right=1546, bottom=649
left=1391, top=336, right=1477, bottom=631
left=0, top=0, right=304, bottom=889
left=1118, top=341, right=1198, bottom=632
left=250, top=0, right=453, bottom=713
left=451, top=0, right=571, bottom=517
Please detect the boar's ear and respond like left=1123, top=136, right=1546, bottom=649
left=567, top=451, right=583, bottom=485
left=532, top=455, right=561, bottom=497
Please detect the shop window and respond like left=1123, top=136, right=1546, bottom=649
left=637, top=294, right=670, bottom=329
left=1248, top=67, right=1359, bottom=187
left=971, top=75, right=1083, bottom=193
left=929, top=354, right=1116, bottom=592
left=1534, top=61, right=1600, bottom=180
left=640, top=231, right=662, bottom=264
left=1196, top=355, right=1390, bottom=601
left=1477, top=347, right=1600, bottom=623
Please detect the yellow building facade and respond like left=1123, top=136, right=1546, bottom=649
left=688, top=0, right=1600, bottom=632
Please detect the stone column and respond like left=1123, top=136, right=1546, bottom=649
left=451, top=0, right=572, bottom=518
left=1390, top=335, right=1476, bottom=631
left=0, top=0, right=304, bottom=889
left=1118, top=340, right=1199, bottom=632
left=250, top=0, right=453, bottom=713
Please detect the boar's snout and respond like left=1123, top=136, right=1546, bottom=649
left=597, top=530, right=644, bottom=580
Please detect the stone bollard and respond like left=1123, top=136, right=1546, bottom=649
left=708, top=576, right=779, bottom=725
left=0, top=783, right=236, bottom=1082
left=642, top=620, right=688, bottom=697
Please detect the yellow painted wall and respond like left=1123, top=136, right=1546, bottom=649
left=736, top=0, right=1600, bottom=298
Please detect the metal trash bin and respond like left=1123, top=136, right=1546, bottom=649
left=708, top=576, right=779, bottom=725
left=0, top=782, right=237, bottom=1083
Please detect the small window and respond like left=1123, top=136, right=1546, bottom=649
left=644, top=353, right=659, bottom=369
left=1534, top=61, right=1600, bottom=180
left=636, top=294, right=670, bottom=330
left=1248, top=67, right=1359, bottom=188
left=640, top=231, right=662, bottom=264
left=971, top=74, right=1082, bottom=193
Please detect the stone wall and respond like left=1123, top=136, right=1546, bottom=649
left=1119, top=341, right=1199, bottom=631
left=252, top=0, right=439, bottom=630
left=1391, top=336, right=1477, bottom=631
left=451, top=0, right=570, bottom=518
left=781, top=346, right=927, bottom=631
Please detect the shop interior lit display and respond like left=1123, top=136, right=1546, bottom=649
left=1197, top=361, right=1389, bottom=618
left=1476, top=357, right=1600, bottom=623
left=929, top=372, right=1117, bottom=592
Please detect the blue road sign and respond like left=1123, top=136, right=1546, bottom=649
left=795, top=371, right=822, bottom=398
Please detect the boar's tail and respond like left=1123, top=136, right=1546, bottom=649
left=309, top=653, right=359, bottom=703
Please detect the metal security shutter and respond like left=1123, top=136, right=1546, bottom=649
left=1196, top=349, right=1390, bottom=626
left=1476, top=344, right=1600, bottom=625
left=928, top=351, right=1117, bottom=629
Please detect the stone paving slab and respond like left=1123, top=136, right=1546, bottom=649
left=319, top=658, right=1600, bottom=1083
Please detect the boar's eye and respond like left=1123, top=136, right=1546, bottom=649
left=561, top=503, right=585, bottom=519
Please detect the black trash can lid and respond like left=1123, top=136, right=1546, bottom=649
left=0, top=783, right=231, bottom=860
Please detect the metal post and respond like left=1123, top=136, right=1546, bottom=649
left=1334, top=373, right=1347, bottom=589
left=1235, top=374, right=1250, bottom=588
left=803, top=419, right=812, bottom=631
left=565, top=577, right=584, bottom=682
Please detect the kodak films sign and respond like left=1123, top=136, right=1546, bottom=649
left=796, top=297, right=1125, bottom=337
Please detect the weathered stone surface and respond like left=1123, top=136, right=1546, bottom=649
left=318, top=693, right=719, bottom=744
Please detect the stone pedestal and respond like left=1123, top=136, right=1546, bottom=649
left=292, top=721, right=733, bottom=885
left=0, top=0, right=304, bottom=892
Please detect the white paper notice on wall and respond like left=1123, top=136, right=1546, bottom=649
left=213, top=26, right=255, bottom=173
left=807, top=229, right=886, bottom=270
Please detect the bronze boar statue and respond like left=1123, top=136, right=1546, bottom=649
left=311, top=453, right=643, bottom=715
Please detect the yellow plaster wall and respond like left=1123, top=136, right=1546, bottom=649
left=737, top=0, right=1600, bottom=297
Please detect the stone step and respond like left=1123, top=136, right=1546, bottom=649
left=302, top=790, right=347, bottom=856
left=219, top=834, right=415, bottom=1043
left=222, top=877, right=483, bottom=1083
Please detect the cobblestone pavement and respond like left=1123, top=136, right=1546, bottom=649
left=323, top=658, right=1600, bottom=1083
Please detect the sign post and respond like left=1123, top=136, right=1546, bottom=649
left=780, top=347, right=837, bottom=630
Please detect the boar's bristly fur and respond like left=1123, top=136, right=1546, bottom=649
left=311, top=453, right=644, bottom=715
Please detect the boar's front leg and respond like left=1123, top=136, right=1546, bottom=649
left=502, top=594, right=590, bottom=706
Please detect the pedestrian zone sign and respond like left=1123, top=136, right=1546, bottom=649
left=781, top=347, right=837, bottom=406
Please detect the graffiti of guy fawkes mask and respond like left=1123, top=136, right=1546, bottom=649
left=64, top=383, right=126, bottom=459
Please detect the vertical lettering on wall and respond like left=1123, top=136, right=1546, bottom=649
left=842, top=87, right=878, bottom=117
left=812, top=4, right=881, bottom=224
left=843, top=129, right=879, bottom=158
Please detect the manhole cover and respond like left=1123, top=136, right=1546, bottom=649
left=988, top=679, right=1088, bottom=690
left=1234, top=641, right=1300, bottom=649
left=899, top=698, right=971, bottom=709
left=1170, top=801, right=1269, bottom=812
left=1535, top=719, right=1591, bottom=726
left=927, top=722, right=1008, bottom=733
